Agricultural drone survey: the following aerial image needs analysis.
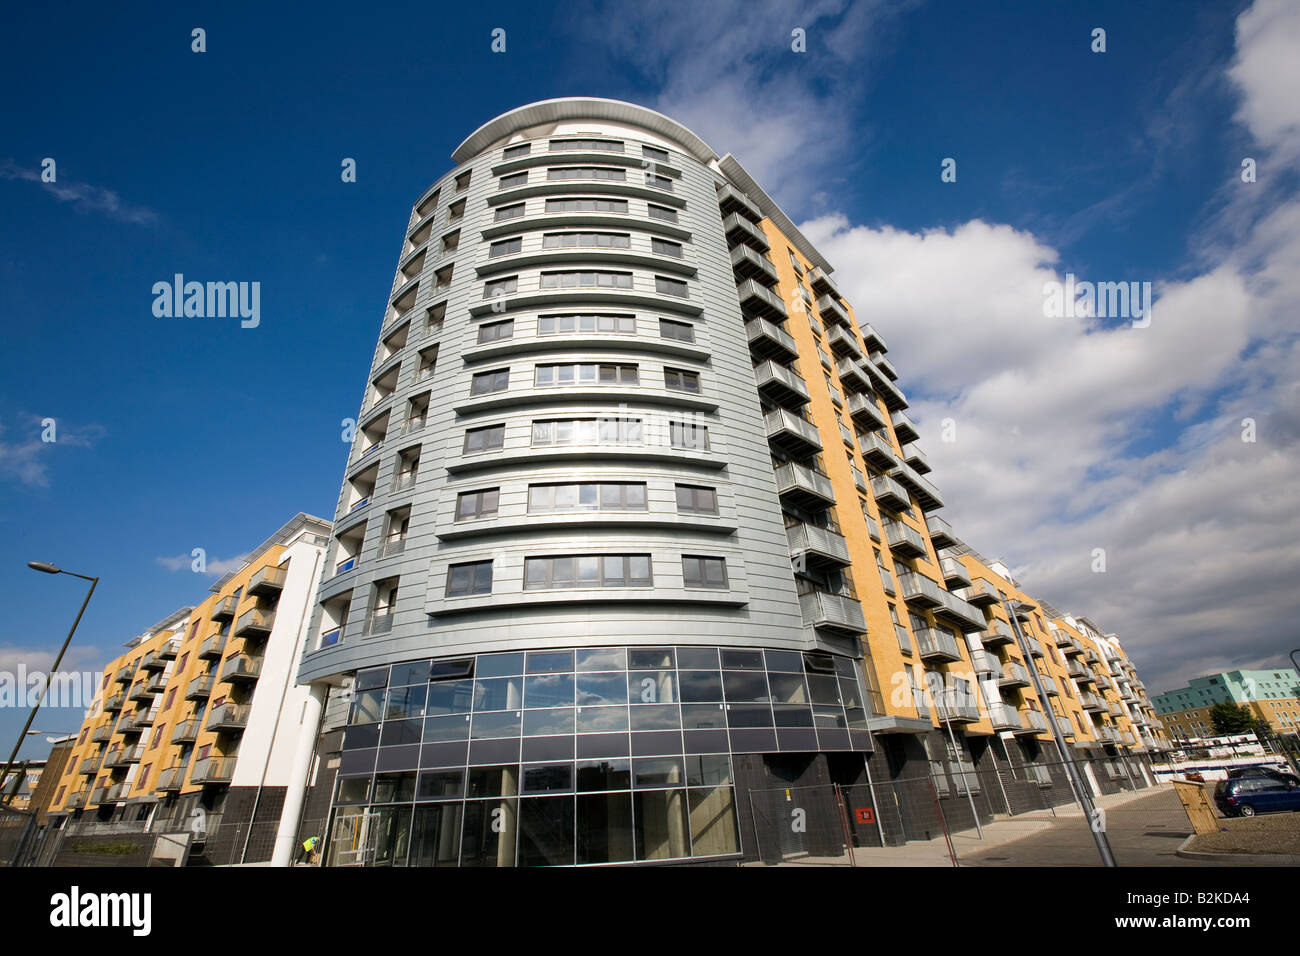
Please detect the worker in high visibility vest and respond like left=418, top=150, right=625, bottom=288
left=297, top=835, right=320, bottom=864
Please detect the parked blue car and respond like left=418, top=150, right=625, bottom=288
left=1214, top=775, right=1300, bottom=817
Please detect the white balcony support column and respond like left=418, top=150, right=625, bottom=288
left=271, top=682, right=328, bottom=867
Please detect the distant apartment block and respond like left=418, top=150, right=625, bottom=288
left=1155, top=669, right=1300, bottom=741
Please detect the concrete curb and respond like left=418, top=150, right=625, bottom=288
left=1175, top=834, right=1296, bottom=865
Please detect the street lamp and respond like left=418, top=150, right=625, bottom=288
left=0, top=562, right=98, bottom=805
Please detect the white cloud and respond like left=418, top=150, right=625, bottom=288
left=0, top=416, right=104, bottom=488
left=155, top=553, right=249, bottom=577
left=0, top=160, right=157, bottom=225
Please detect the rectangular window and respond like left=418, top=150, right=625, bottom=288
left=674, top=484, right=717, bottom=515
left=550, top=139, right=624, bottom=153
left=433, top=265, right=453, bottom=290
left=495, top=203, right=525, bottom=222
left=670, top=421, right=709, bottom=450
left=455, top=488, right=500, bottom=521
left=547, top=167, right=625, bottom=182
left=682, top=556, right=728, bottom=589
left=542, top=232, right=631, bottom=249
left=447, top=561, right=493, bottom=597
left=530, top=417, right=642, bottom=446
left=454, top=171, right=471, bottom=191
left=658, top=318, right=694, bottom=342
left=646, top=174, right=673, bottom=191
left=489, top=237, right=522, bottom=257
left=477, top=319, right=514, bottom=344
left=654, top=276, right=688, bottom=297
left=545, top=198, right=628, bottom=214
left=788, top=249, right=804, bottom=275
left=535, top=363, right=638, bottom=387
left=503, top=143, right=531, bottom=159
left=483, top=276, right=518, bottom=298
left=524, top=555, right=652, bottom=589
left=663, top=368, right=700, bottom=393
left=448, top=198, right=466, bottom=221
left=540, top=271, right=633, bottom=290
left=647, top=204, right=677, bottom=222
left=528, top=482, right=647, bottom=512
left=651, top=238, right=683, bottom=257
left=642, top=145, right=670, bottom=163
left=463, top=424, right=505, bottom=454
left=538, top=313, right=635, bottom=335
left=470, top=368, right=510, bottom=395
left=441, top=230, right=460, bottom=253
left=498, top=172, right=528, bottom=189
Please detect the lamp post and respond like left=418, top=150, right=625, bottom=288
left=0, top=562, right=98, bottom=805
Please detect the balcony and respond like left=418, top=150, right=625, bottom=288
left=121, top=744, right=145, bottom=765
left=774, top=462, right=835, bottom=508
left=1107, top=701, right=1124, bottom=717
left=234, top=607, right=275, bottom=639
left=851, top=465, right=868, bottom=494
left=969, top=649, right=997, bottom=674
left=798, top=590, right=865, bottom=636
left=883, top=519, right=928, bottom=559
left=835, top=357, right=870, bottom=393
left=125, top=709, right=153, bottom=731
left=1015, top=710, right=1049, bottom=735
left=206, top=703, right=250, bottom=733
left=967, top=574, right=1003, bottom=606
left=860, top=431, right=898, bottom=469
left=859, top=323, right=887, bottom=353
left=764, top=408, right=822, bottom=456
left=936, top=691, right=980, bottom=723
left=807, top=266, right=842, bottom=300
left=745, top=317, right=798, bottom=363
left=825, top=324, right=861, bottom=360
left=874, top=354, right=899, bottom=381
left=754, top=360, right=809, bottom=409
left=91, top=784, right=126, bottom=805
left=786, top=523, right=851, bottom=569
left=999, top=662, right=1032, bottom=688
left=988, top=707, right=1021, bottom=731
left=716, top=182, right=762, bottom=223
left=926, top=515, right=957, bottom=550
left=171, top=719, right=200, bottom=744
left=185, top=672, right=214, bottom=701
left=145, top=672, right=168, bottom=694
left=65, top=790, right=89, bottom=810
left=191, top=757, right=236, bottom=785
left=1080, top=692, right=1105, bottom=713
left=915, top=626, right=963, bottom=663
left=816, top=294, right=850, bottom=328
left=939, top=556, right=971, bottom=589
left=248, top=563, right=287, bottom=598
left=891, top=411, right=920, bottom=444
left=722, top=211, right=770, bottom=253
left=1055, top=715, right=1076, bottom=738
left=870, top=474, right=911, bottom=510
left=736, top=278, right=788, bottom=322
left=220, top=653, right=264, bottom=684
left=879, top=567, right=896, bottom=596
left=198, top=635, right=224, bottom=659
left=128, top=682, right=155, bottom=703
left=1053, top=628, right=1075, bottom=648
left=889, top=461, right=944, bottom=512
left=1066, top=659, right=1090, bottom=680
left=102, top=749, right=130, bottom=769
left=103, top=692, right=125, bottom=712
left=139, top=650, right=163, bottom=671
left=898, top=571, right=943, bottom=609
left=846, top=392, right=885, bottom=430
left=91, top=725, right=112, bottom=743
left=114, top=665, right=131, bottom=684
left=901, top=443, right=931, bottom=474
left=157, top=637, right=181, bottom=660
left=210, top=595, right=239, bottom=622
left=982, top=620, right=1016, bottom=646
left=730, top=243, right=778, bottom=286
left=1063, top=638, right=1085, bottom=658
left=156, top=766, right=186, bottom=791
left=378, top=536, right=407, bottom=559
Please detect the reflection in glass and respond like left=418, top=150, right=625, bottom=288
left=525, top=674, right=575, bottom=708
left=526, top=650, right=574, bottom=674
left=470, top=710, right=521, bottom=739
left=423, top=714, right=471, bottom=742
left=461, top=798, right=517, bottom=867
left=523, top=708, right=575, bottom=736
left=425, top=680, right=474, bottom=715
left=576, top=672, right=627, bottom=706
left=635, top=789, right=689, bottom=860
left=680, top=703, right=727, bottom=729
left=518, top=796, right=575, bottom=866
left=576, top=647, right=626, bottom=671
left=628, top=670, right=677, bottom=704
left=688, top=786, right=739, bottom=856
left=410, top=802, right=463, bottom=866
left=576, top=759, right=631, bottom=791
left=678, top=671, right=723, bottom=703
left=475, top=652, right=524, bottom=678
left=576, top=705, right=628, bottom=733
left=630, top=704, right=681, bottom=730
left=577, top=792, right=634, bottom=864
left=473, top=677, right=523, bottom=712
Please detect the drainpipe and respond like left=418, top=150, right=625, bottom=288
left=271, top=683, right=327, bottom=866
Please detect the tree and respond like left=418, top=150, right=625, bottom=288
left=1208, top=701, right=1255, bottom=736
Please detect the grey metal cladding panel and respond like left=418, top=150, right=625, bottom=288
left=298, top=135, right=807, bottom=685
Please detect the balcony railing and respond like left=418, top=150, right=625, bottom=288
left=889, top=461, right=944, bottom=512
left=774, top=462, right=835, bottom=508
left=206, top=703, right=250, bottom=733
left=798, top=590, right=865, bottom=635
left=736, top=278, right=789, bottom=322
left=914, top=626, right=963, bottom=663
left=999, top=662, right=1032, bottom=687
left=891, top=410, right=919, bottom=444
left=103, top=692, right=125, bottom=712
left=939, top=556, right=971, bottom=589
left=816, top=294, right=850, bottom=328
left=366, top=610, right=396, bottom=637
left=870, top=474, right=910, bottom=510
left=785, top=523, right=851, bottom=568
left=65, top=790, right=89, bottom=809
left=234, top=607, right=276, bottom=639
left=825, top=323, right=860, bottom=358
left=898, top=571, right=944, bottom=608
left=210, top=595, right=238, bottom=621
left=128, top=682, right=155, bottom=702
left=935, top=691, right=980, bottom=723
left=91, top=725, right=112, bottom=743
left=988, top=706, right=1021, bottom=730
left=157, top=637, right=181, bottom=660
left=171, top=719, right=200, bottom=744
left=185, top=672, right=214, bottom=700
left=723, top=211, right=770, bottom=253
left=982, top=620, right=1016, bottom=646
left=730, top=242, right=778, bottom=285
left=846, top=392, right=885, bottom=430
left=378, top=536, right=407, bottom=558
left=859, top=323, right=887, bottom=353
left=1016, top=710, right=1049, bottom=734
left=883, top=519, right=927, bottom=558
left=834, top=357, right=870, bottom=393
left=962, top=577, right=1002, bottom=607
left=859, top=431, right=898, bottom=469
left=807, top=266, right=842, bottom=300
left=248, top=563, right=287, bottom=597
left=219, top=654, right=264, bottom=684
left=156, top=766, right=186, bottom=791
left=91, top=784, right=126, bottom=805
left=744, top=317, right=798, bottom=362
left=764, top=408, right=822, bottom=455
left=754, top=360, right=809, bottom=409
left=198, top=635, right=224, bottom=659
left=191, top=757, right=236, bottom=785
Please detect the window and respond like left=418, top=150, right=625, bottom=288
left=528, top=482, right=647, bottom=512
left=646, top=174, right=673, bottom=191
left=426, top=301, right=446, bottom=333
left=503, top=143, right=531, bottom=159
left=463, top=424, right=505, bottom=454
left=531, top=417, right=642, bottom=446
left=441, top=230, right=460, bottom=253
left=524, top=555, right=652, bottom=589
left=433, top=265, right=453, bottom=290
left=647, top=204, right=677, bottom=222
left=499, top=172, right=528, bottom=189
left=675, top=484, right=717, bottom=515
left=539, top=313, right=635, bottom=335
left=658, top=318, right=694, bottom=342
left=483, top=276, right=518, bottom=298
left=414, top=190, right=439, bottom=220
left=547, top=166, right=625, bottom=181
left=545, top=198, right=627, bottom=214
left=654, top=276, right=688, bottom=297
left=456, top=488, right=500, bottom=521
left=651, top=238, right=682, bottom=257
left=642, top=145, right=670, bottom=163
left=454, top=171, right=471, bottom=191
left=542, top=232, right=630, bottom=249
left=477, top=319, right=514, bottom=344
left=535, top=363, right=638, bottom=386
left=550, top=138, right=624, bottom=152
left=682, top=556, right=728, bottom=588
left=670, top=421, right=709, bottom=450
left=448, top=199, right=466, bottom=221
left=470, top=368, right=510, bottom=395
left=788, top=249, right=804, bottom=275
left=663, top=368, right=700, bottom=393
left=447, top=561, right=493, bottom=597
left=489, top=237, right=522, bottom=257
left=540, top=271, right=632, bottom=290
left=495, top=203, right=525, bottom=222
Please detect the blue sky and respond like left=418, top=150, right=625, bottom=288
left=4, top=0, right=1298, bottom=758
